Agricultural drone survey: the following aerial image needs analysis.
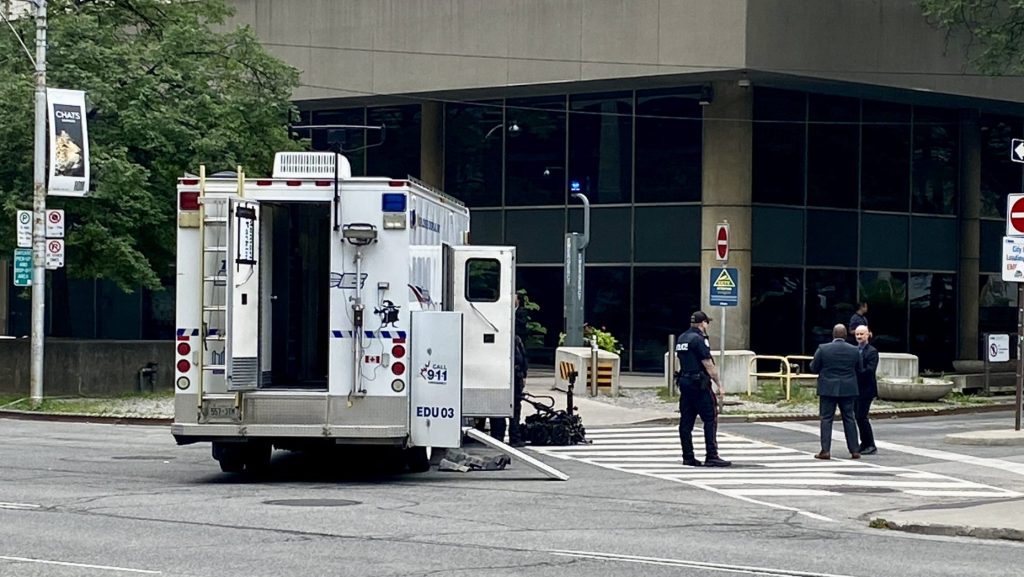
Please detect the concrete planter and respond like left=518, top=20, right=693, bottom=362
left=877, top=378, right=954, bottom=402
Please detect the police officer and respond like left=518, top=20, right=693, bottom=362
left=675, top=311, right=731, bottom=467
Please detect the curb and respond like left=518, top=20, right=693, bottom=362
left=0, top=409, right=171, bottom=426
left=872, top=520, right=1024, bottom=542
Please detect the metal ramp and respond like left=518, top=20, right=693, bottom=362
left=461, top=428, right=569, bottom=481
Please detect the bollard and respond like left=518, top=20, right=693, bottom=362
left=590, top=337, right=599, bottom=397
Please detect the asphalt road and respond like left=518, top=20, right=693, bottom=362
left=1, top=413, right=1023, bottom=577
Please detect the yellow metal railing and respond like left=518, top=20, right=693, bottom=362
left=747, top=355, right=818, bottom=401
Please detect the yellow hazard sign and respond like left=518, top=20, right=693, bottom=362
left=713, top=268, right=736, bottom=289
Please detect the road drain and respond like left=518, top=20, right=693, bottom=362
left=263, top=499, right=360, bottom=507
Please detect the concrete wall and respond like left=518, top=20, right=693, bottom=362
left=227, top=0, right=748, bottom=100
left=745, top=0, right=1024, bottom=103
left=0, top=340, right=173, bottom=396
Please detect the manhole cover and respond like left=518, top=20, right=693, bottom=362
left=112, top=455, right=176, bottom=461
left=263, top=499, right=360, bottom=507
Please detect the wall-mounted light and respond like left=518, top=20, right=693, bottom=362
left=483, top=120, right=521, bottom=141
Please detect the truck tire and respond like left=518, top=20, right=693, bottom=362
left=242, top=442, right=272, bottom=474
left=404, top=447, right=430, bottom=473
left=212, top=443, right=245, bottom=473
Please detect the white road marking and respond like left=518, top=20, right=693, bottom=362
left=0, top=502, right=40, bottom=510
left=546, top=549, right=862, bottom=576
left=766, top=421, right=1024, bottom=477
left=0, top=555, right=160, bottom=574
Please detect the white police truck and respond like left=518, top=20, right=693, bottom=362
left=172, top=152, right=515, bottom=473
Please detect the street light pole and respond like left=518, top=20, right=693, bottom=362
left=30, top=0, right=47, bottom=406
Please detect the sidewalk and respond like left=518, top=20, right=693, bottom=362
left=873, top=499, right=1024, bottom=541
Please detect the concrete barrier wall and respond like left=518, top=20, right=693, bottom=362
left=663, top=351, right=756, bottom=394
left=0, top=339, right=172, bottom=396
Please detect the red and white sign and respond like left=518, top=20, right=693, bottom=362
left=45, top=209, right=64, bottom=238
left=1008, top=194, right=1024, bottom=236
left=45, top=239, right=65, bottom=270
left=715, top=222, right=729, bottom=261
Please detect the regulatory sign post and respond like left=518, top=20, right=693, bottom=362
left=1004, top=186, right=1024, bottom=431
left=16, top=210, right=32, bottom=248
left=710, top=265, right=738, bottom=407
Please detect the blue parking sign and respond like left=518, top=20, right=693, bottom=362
left=709, top=268, right=738, bottom=307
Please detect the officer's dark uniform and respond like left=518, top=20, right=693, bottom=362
left=508, top=335, right=528, bottom=446
left=675, top=312, right=729, bottom=467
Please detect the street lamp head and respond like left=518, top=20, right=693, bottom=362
left=509, top=120, right=520, bottom=133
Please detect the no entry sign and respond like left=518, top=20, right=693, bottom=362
left=1008, top=194, right=1024, bottom=236
left=715, top=222, right=729, bottom=261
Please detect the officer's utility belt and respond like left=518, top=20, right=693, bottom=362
left=677, top=371, right=711, bottom=389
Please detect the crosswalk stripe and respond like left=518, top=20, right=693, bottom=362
left=531, top=425, right=1020, bottom=501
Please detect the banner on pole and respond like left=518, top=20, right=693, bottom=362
left=46, top=88, right=90, bottom=197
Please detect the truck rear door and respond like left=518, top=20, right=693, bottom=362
left=226, top=198, right=261, bottom=391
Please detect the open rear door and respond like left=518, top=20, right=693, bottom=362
left=444, top=245, right=515, bottom=417
left=226, top=198, right=261, bottom=391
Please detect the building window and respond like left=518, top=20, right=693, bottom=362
left=505, top=209, right=565, bottom=264
left=569, top=92, right=633, bottom=204
left=804, top=268, right=858, bottom=352
left=569, top=207, right=631, bottom=263
left=635, top=87, right=702, bottom=203
left=981, top=115, right=1023, bottom=219
left=751, top=267, right=803, bottom=356
left=858, top=271, right=908, bottom=353
left=585, top=267, right=631, bottom=359
left=807, top=94, right=859, bottom=209
left=367, top=104, right=421, bottom=180
left=861, top=101, right=911, bottom=212
left=752, top=206, right=804, bottom=265
left=632, top=266, right=700, bottom=371
left=444, top=101, right=503, bottom=207
left=465, top=258, right=501, bottom=302
left=806, top=209, right=857, bottom=267
left=505, top=96, right=567, bottom=206
left=753, top=88, right=806, bottom=205
left=979, top=274, right=1018, bottom=356
left=634, top=206, right=700, bottom=263
left=861, top=213, right=909, bottom=269
left=909, top=273, right=956, bottom=371
left=912, top=106, right=958, bottom=215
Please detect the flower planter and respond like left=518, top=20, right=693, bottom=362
left=876, top=378, right=954, bottom=402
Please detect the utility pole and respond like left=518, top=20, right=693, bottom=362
left=30, top=0, right=47, bottom=406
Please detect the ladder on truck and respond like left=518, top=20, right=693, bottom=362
left=195, top=166, right=240, bottom=406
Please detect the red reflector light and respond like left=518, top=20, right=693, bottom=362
left=179, top=192, right=200, bottom=211
left=315, top=180, right=333, bottom=186
left=176, top=359, right=191, bottom=373
left=388, top=180, right=405, bottom=187
left=391, top=345, right=406, bottom=358
left=392, top=362, right=405, bottom=376
left=286, top=180, right=302, bottom=186
left=255, top=180, right=273, bottom=186
left=180, top=179, right=199, bottom=186
left=177, top=343, right=191, bottom=356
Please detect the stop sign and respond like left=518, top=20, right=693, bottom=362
left=715, top=223, right=729, bottom=261
left=1010, top=195, right=1024, bottom=235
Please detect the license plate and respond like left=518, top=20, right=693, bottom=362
left=200, top=403, right=239, bottom=424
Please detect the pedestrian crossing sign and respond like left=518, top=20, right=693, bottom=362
left=709, top=267, right=739, bottom=307
left=713, top=269, right=735, bottom=289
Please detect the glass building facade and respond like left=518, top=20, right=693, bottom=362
left=9, top=85, right=1020, bottom=374
left=285, top=85, right=1024, bottom=373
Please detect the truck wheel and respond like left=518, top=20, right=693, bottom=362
left=404, top=447, right=430, bottom=473
left=212, top=443, right=245, bottom=473
left=243, top=442, right=272, bottom=474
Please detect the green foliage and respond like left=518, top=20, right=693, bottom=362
left=559, top=324, right=624, bottom=354
left=919, top=0, right=1024, bottom=74
left=516, top=289, right=547, bottom=348
left=749, top=379, right=818, bottom=405
left=0, top=0, right=302, bottom=290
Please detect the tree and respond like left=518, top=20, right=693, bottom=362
left=0, top=0, right=302, bottom=291
left=919, top=0, right=1024, bottom=74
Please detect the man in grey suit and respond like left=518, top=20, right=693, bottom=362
left=809, top=324, right=864, bottom=460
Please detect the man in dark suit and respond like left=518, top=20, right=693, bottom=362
left=853, top=325, right=879, bottom=455
left=809, top=324, right=864, bottom=460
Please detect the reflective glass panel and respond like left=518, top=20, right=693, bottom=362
left=569, top=92, right=633, bottom=204
left=585, top=267, right=631, bottom=363
left=909, top=273, right=956, bottom=371
left=444, top=101, right=503, bottom=206
left=861, top=214, right=909, bottom=269
left=752, top=206, right=804, bottom=265
left=751, top=267, right=803, bottom=356
left=632, top=267, right=700, bottom=371
left=980, top=115, right=1023, bottom=218
left=912, top=107, right=958, bottom=214
left=806, top=209, right=857, bottom=267
left=515, top=267, right=564, bottom=365
left=753, top=88, right=806, bottom=205
left=635, top=87, right=702, bottom=203
left=634, top=206, right=700, bottom=263
left=804, top=269, right=858, bottom=352
left=807, top=95, right=859, bottom=209
left=858, top=271, right=908, bottom=353
left=505, top=96, right=567, bottom=206
left=367, top=105, right=421, bottom=179
left=505, top=209, right=565, bottom=264
left=861, top=101, right=911, bottom=212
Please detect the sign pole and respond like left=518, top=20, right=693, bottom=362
left=1018, top=283, right=1023, bottom=431
left=30, top=1, right=48, bottom=407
